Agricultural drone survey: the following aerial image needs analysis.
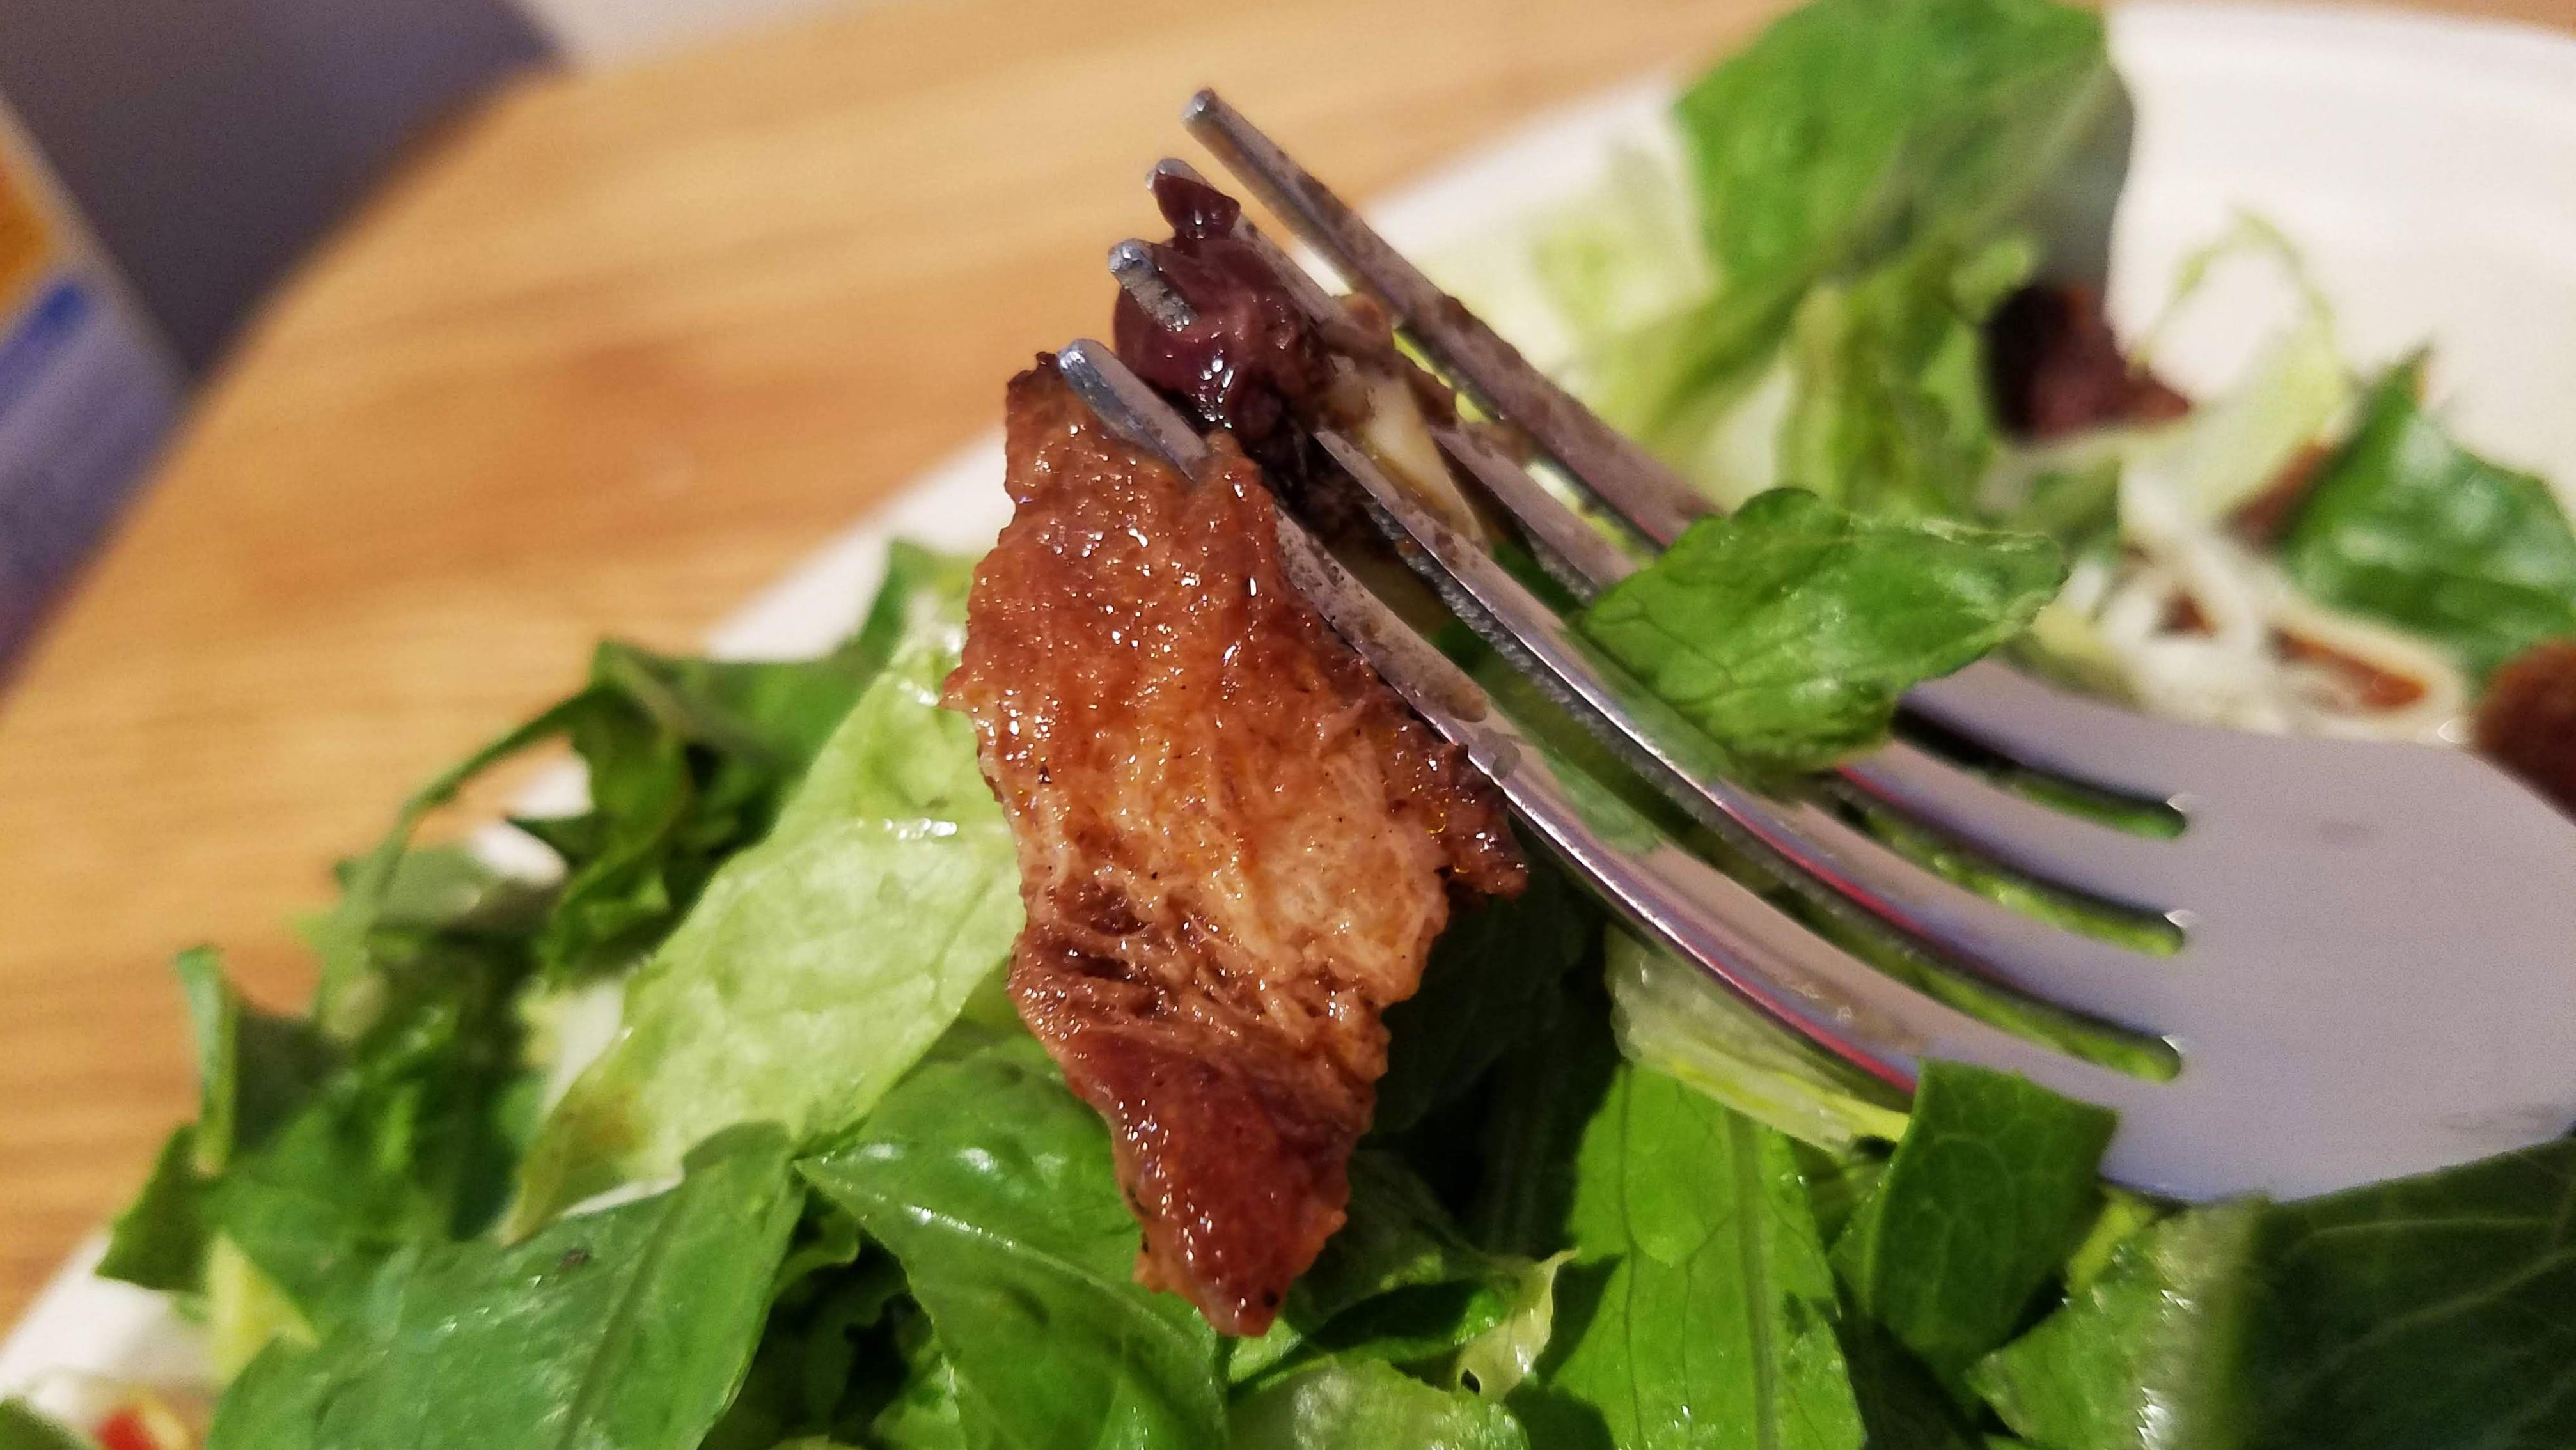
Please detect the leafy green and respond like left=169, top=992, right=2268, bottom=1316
left=1832, top=1062, right=2116, bottom=1384
left=1227, top=1153, right=1555, bottom=1392
left=1606, top=929, right=1910, bottom=1150
left=515, top=544, right=971, bottom=981
left=1579, top=488, right=2065, bottom=773
left=208, top=884, right=538, bottom=1332
left=1526, top=1063, right=1865, bottom=1450
left=1596, top=0, right=2119, bottom=453
left=1967, top=1203, right=2258, bottom=1449
left=1374, top=854, right=1599, bottom=1134
left=1230, top=1360, right=1532, bottom=1449
left=2282, top=358, right=2576, bottom=681
left=1974, top=1140, right=2576, bottom=1450
left=206, top=1124, right=805, bottom=1450
left=1780, top=237, right=2034, bottom=519
left=515, top=564, right=1019, bottom=1223
left=0, top=1402, right=94, bottom=1450
left=1677, top=0, right=2114, bottom=308
left=799, top=1031, right=1227, bottom=1450
left=95, top=1126, right=209, bottom=1293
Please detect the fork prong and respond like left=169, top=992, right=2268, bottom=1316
left=1314, top=423, right=2190, bottom=1031
left=1906, top=662, right=2198, bottom=804
left=1057, top=338, right=1210, bottom=475
left=1108, top=240, right=1197, bottom=331
left=1184, top=88, right=1710, bottom=550
left=1837, top=744, right=2193, bottom=912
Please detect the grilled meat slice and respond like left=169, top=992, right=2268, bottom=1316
left=946, top=360, right=1525, bottom=1334
left=1985, top=282, right=2190, bottom=439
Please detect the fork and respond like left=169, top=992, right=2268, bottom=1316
left=1056, top=91, right=2576, bottom=1202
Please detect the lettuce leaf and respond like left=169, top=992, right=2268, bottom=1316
left=1373, top=852, right=1599, bottom=1135
left=2281, top=359, right=2576, bottom=682
left=514, top=559, right=1018, bottom=1223
left=1971, top=1139, right=2576, bottom=1450
left=1579, top=487, right=2064, bottom=773
left=1593, top=0, right=2119, bottom=455
left=1780, top=237, right=2036, bottom=520
left=207, top=1124, right=804, bottom=1450
left=1522, top=1063, right=1865, bottom=1450
left=1832, top=1061, right=2115, bottom=1385
left=1226, top=1153, right=1556, bottom=1393
left=1230, top=1361, right=1531, bottom=1449
left=1606, top=930, right=1910, bottom=1150
left=515, top=544, right=971, bottom=982
left=798, top=1031, right=1227, bottom=1450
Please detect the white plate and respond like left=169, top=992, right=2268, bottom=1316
left=10, top=0, right=2576, bottom=1416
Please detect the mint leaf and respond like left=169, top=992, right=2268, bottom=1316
left=799, top=1031, right=1227, bottom=1450
left=207, top=1125, right=804, bottom=1450
left=1579, top=488, right=2064, bottom=773
left=514, top=563, right=1019, bottom=1223
left=2282, top=359, right=2576, bottom=682
left=1834, top=1062, right=2116, bottom=1384
left=1529, top=1063, right=1865, bottom=1450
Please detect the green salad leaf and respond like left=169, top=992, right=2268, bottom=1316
left=517, top=543, right=971, bottom=981
left=1606, top=930, right=1910, bottom=1150
left=1973, top=1140, right=2576, bottom=1450
left=1374, top=853, right=1599, bottom=1135
left=799, top=1031, right=1229, bottom=1450
left=1580, top=487, right=2065, bottom=773
left=515, top=555, right=1019, bottom=1222
left=207, top=1124, right=804, bottom=1450
left=1593, top=0, right=2121, bottom=458
left=1227, top=1153, right=1553, bottom=1390
left=1523, top=1062, right=1866, bottom=1450
left=0, top=1401, right=95, bottom=1450
left=2281, top=358, right=2576, bottom=681
left=1833, top=1062, right=2115, bottom=1384
left=1780, top=237, right=2035, bottom=519
left=1230, top=1360, right=1531, bottom=1450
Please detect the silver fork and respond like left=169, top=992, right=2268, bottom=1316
left=1057, top=90, right=2576, bottom=1201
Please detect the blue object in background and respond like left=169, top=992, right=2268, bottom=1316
left=0, top=0, right=554, bottom=671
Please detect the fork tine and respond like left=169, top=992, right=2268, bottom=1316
left=1906, top=662, right=2199, bottom=803
left=1182, top=89, right=1709, bottom=549
left=1837, top=744, right=2193, bottom=912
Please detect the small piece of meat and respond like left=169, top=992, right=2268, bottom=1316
left=1986, top=283, right=2191, bottom=439
left=1113, top=171, right=1335, bottom=456
left=946, top=360, right=1525, bottom=1334
left=2230, top=441, right=2333, bottom=545
left=2477, top=639, right=2576, bottom=817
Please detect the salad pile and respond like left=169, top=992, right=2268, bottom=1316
left=9, top=1, right=2576, bottom=1447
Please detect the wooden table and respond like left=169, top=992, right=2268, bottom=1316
left=0, top=0, right=2558, bottom=1326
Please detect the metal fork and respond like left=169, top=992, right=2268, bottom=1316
left=1062, top=93, right=2576, bottom=1201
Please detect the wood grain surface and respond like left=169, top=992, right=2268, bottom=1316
left=0, top=0, right=2560, bottom=1327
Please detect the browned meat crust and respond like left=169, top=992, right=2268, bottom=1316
left=2477, top=639, right=2576, bottom=818
left=1985, top=283, right=2190, bottom=439
left=945, top=360, right=1525, bottom=1334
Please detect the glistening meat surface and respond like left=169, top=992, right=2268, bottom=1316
left=945, top=361, right=1525, bottom=1334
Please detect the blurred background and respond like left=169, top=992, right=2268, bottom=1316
left=0, top=0, right=2569, bottom=1335
left=0, top=0, right=865, bottom=664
